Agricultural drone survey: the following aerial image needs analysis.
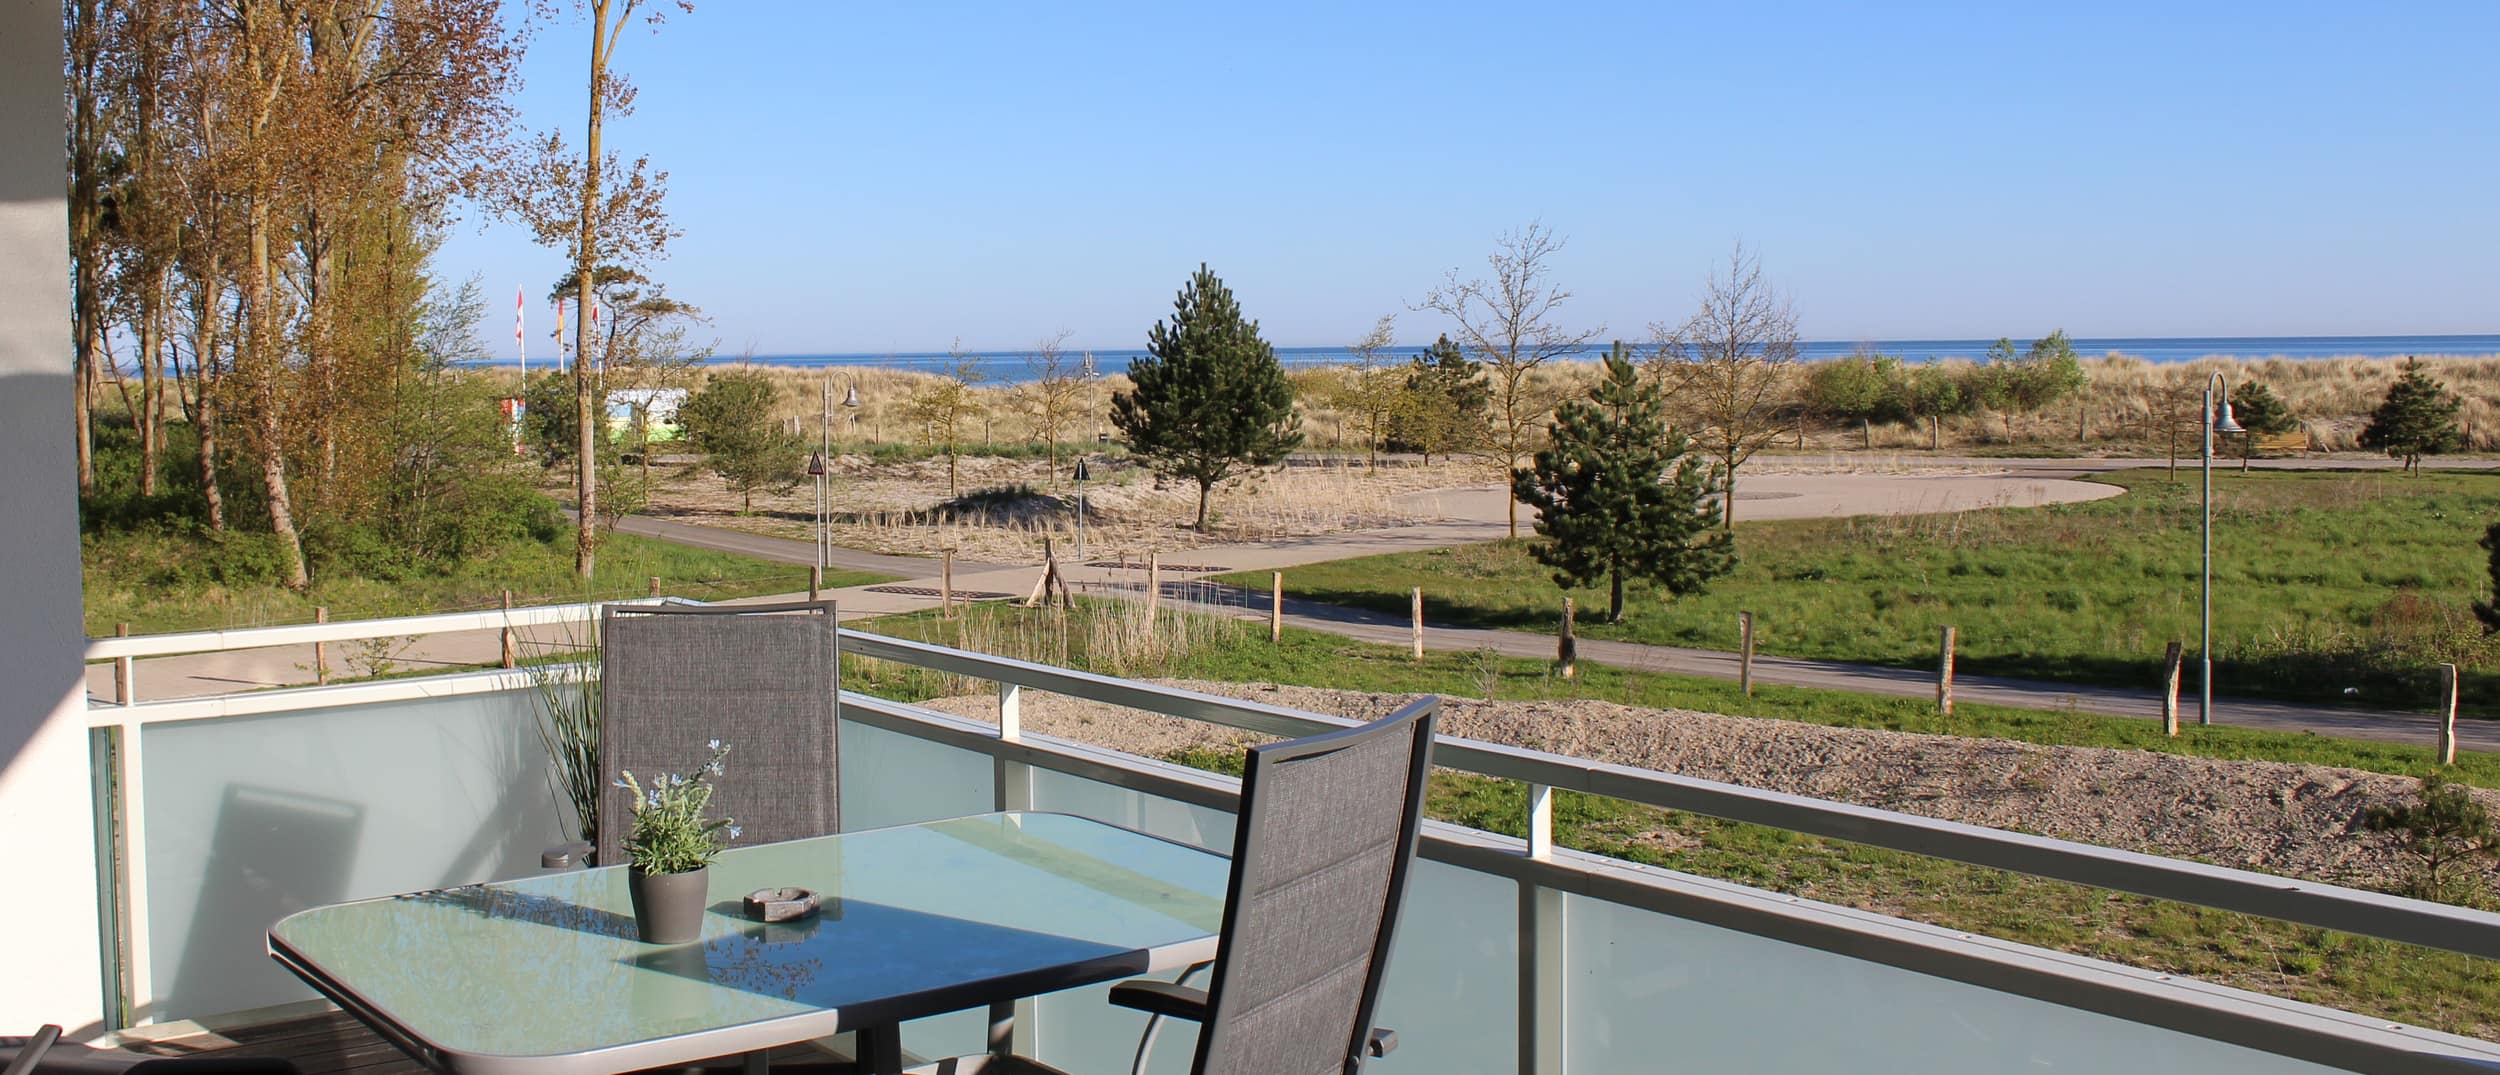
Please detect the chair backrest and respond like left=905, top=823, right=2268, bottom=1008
left=598, top=600, right=840, bottom=866
left=1191, top=696, right=1438, bottom=1075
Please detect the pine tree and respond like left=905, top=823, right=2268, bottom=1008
left=1512, top=346, right=1733, bottom=622
left=2360, top=358, right=2462, bottom=473
left=680, top=370, right=804, bottom=512
left=1113, top=265, right=1302, bottom=529
left=2228, top=380, right=2298, bottom=471
left=1384, top=334, right=1488, bottom=460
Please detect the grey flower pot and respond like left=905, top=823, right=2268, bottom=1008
left=627, top=866, right=710, bottom=944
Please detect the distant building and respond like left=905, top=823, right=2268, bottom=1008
left=607, top=387, right=688, bottom=444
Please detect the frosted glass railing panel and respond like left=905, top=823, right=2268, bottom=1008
left=1026, top=765, right=1234, bottom=852
left=836, top=717, right=992, bottom=830
left=139, top=687, right=565, bottom=1021
left=1559, top=892, right=2343, bottom=1075
left=834, top=716, right=996, bottom=1060
left=1370, top=857, right=1518, bottom=1075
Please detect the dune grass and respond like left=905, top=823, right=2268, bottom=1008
left=83, top=530, right=884, bottom=636
left=1216, top=468, right=2500, bottom=712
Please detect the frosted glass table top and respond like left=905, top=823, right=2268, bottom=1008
left=268, top=812, right=1229, bottom=1075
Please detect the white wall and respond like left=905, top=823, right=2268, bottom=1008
left=0, top=0, right=107, bottom=1036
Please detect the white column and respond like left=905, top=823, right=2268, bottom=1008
left=0, top=0, right=108, bottom=1035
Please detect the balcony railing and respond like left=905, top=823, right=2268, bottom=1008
left=82, top=602, right=2500, bottom=1073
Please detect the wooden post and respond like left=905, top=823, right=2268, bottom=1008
left=314, top=607, right=330, bottom=686
left=1557, top=598, right=1577, bottom=680
left=2160, top=641, right=2184, bottom=737
left=2439, top=663, right=2460, bottom=766
left=941, top=549, right=956, bottom=620
left=114, top=622, right=134, bottom=705
left=1937, top=625, right=1956, bottom=717
left=1737, top=611, right=1756, bottom=696
left=648, top=576, right=661, bottom=598
left=1410, top=587, right=1425, bottom=661
left=500, top=590, right=517, bottom=669
left=808, top=564, right=823, bottom=601
left=1269, top=572, right=1283, bottom=644
left=1144, top=551, right=1160, bottom=629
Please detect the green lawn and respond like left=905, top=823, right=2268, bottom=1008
left=1213, top=468, right=2500, bottom=711
left=84, top=529, right=888, bottom=636
left=845, top=599, right=2499, bottom=788
left=839, top=599, right=2499, bottom=1038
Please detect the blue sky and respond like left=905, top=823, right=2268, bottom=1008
left=439, top=2, right=2500, bottom=357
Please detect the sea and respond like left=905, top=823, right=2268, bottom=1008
left=482, top=333, right=2500, bottom=385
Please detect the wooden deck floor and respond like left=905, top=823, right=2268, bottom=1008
left=128, top=1010, right=425, bottom=1075
left=132, top=1010, right=860, bottom=1075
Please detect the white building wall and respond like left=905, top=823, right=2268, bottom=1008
left=0, top=0, right=108, bottom=1035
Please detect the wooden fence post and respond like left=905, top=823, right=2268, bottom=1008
left=1738, top=611, right=1756, bottom=696
left=500, top=590, right=517, bottom=669
left=1410, top=587, right=1426, bottom=661
left=1269, top=572, right=1283, bottom=644
left=809, top=564, right=823, bottom=601
left=2440, top=663, right=2460, bottom=766
left=942, top=549, right=957, bottom=620
left=1557, top=598, right=1577, bottom=680
left=648, top=576, right=661, bottom=598
left=1144, top=552, right=1160, bottom=629
left=314, top=607, right=330, bottom=686
left=1937, top=625, right=1956, bottom=717
left=114, top=622, right=134, bottom=705
left=2160, top=641, right=2184, bottom=737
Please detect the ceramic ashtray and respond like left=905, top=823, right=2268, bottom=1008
left=743, top=887, right=822, bottom=923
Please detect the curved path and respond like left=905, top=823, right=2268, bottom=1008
left=85, top=459, right=2485, bottom=755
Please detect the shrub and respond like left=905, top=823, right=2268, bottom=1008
left=2363, top=773, right=2498, bottom=906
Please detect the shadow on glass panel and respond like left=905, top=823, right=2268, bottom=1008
left=409, top=885, right=639, bottom=940
left=627, top=900, right=1148, bottom=1019
left=166, top=785, right=364, bottom=1018
left=430, top=714, right=567, bottom=886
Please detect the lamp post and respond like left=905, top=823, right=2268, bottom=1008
left=806, top=449, right=828, bottom=571
left=1072, top=457, right=1091, bottom=561
left=2199, top=371, right=2244, bottom=726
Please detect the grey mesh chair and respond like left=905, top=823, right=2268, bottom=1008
left=595, top=599, right=841, bottom=864
left=914, top=695, right=1438, bottom=1075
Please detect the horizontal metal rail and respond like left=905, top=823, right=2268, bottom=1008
left=840, top=685, right=2500, bottom=1075
left=82, top=598, right=696, bottom=662
left=838, top=626, right=2500, bottom=964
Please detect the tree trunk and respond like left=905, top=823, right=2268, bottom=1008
left=1861, top=418, right=1872, bottom=449
left=139, top=269, right=166, bottom=497
left=73, top=257, right=96, bottom=494
left=246, top=196, right=308, bottom=591
left=1195, top=479, right=1212, bottom=531
left=1608, top=570, right=1624, bottom=624
left=1929, top=415, right=1940, bottom=451
left=573, top=2, right=613, bottom=581
left=194, top=269, right=228, bottom=531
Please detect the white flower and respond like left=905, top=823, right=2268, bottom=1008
left=706, top=738, right=723, bottom=751
left=727, top=825, right=743, bottom=840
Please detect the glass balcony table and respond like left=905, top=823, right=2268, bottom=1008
left=267, top=812, right=1230, bottom=1075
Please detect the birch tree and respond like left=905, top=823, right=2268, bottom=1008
left=1650, top=244, right=1798, bottom=529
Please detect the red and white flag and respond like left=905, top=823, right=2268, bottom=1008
left=514, top=286, right=526, bottom=375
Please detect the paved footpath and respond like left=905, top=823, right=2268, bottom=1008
left=89, top=460, right=2496, bottom=756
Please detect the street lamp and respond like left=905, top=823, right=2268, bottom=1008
left=806, top=449, right=828, bottom=572
left=1072, top=457, right=1091, bottom=561
left=2199, top=371, right=2244, bottom=726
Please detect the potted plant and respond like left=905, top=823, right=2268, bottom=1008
left=617, top=740, right=741, bottom=944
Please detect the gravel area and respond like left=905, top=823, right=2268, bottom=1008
left=919, top=680, right=2500, bottom=893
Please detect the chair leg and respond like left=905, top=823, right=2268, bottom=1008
left=745, top=1051, right=769, bottom=1075
left=860, top=1025, right=903, bottom=1075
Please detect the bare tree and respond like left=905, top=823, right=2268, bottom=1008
left=901, top=340, right=984, bottom=496
left=517, top=0, right=690, bottom=579
left=1417, top=223, right=1602, bottom=536
left=1010, top=330, right=1085, bottom=477
left=1651, top=244, right=1798, bottom=528
left=1334, top=314, right=1408, bottom=471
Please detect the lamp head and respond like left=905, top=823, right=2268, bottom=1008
left=841, top=384, right=862, bottom=409
left=2213, top=397, right=2244, bottom=435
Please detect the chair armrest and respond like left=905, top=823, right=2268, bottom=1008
left=1366, top=1027, right=1397, bottom=1058
left=1108, top=980, right=1209, bottom=1023
left=541, top=841, right=593, bottom=869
